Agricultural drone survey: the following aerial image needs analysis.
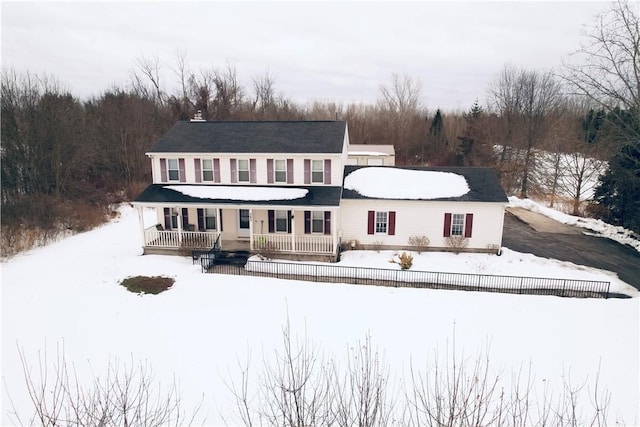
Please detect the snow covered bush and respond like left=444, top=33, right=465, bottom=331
left=390, top=252, right=414, bottom=270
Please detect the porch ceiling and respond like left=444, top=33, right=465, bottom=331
left=134, top=184, right=342, bottom=207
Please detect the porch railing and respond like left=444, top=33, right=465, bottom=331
left=252, top=234, right=333, bottom=254
left=144, top=226, right=220, bottom=249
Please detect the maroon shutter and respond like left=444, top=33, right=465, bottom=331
left=304, top=159, right=311, bottom=184
left=268, top=210, right=275, bottom=233
left=218, top=208, right=224, bottom=231
left=179, top=158, right=186, bottom=182
left=163, top=208, right=171, bottom=230
left=267, top=159, right=274, bottom=184
left=367, top=210, right=375, bottom=235
left=250, top=159, right=257, bottom=183
left=324, top=159, right=331, bottom=184
left=197, top=208, right=205, bottom=231
left=194, top=159, right=202, bottom=183
left=324, top=211, right=331, bottom=235
left=160, top=158, right=167, bottom=183
left=230, top=159, right=237, bottom=183
left=443, top=213, right=452, bottom=237
left=287, top=159, right=294, bottom=184
left=304, top=211, right=311, bottom=234
left=181, top=208, right=189, bottom=229
left=388, top=211, right=396, bottom=235
left=464, top=213, right=474, bottom=238
left=213, top=159, right=221, bottom=183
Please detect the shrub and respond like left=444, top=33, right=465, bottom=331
left=389, top=251, right=413, bottom=270
left=119, top=276, right=174, bottom=295
left=371, top=240, right=384, bottom=252
left=408, top=235, right=430, bottom=253
left=444, top=236, right=469, bottom=254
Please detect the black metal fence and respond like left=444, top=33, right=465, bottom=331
left=202, top=258, right=612, bottom=299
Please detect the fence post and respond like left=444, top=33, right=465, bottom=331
left=561, top=279, right=566, bottom=297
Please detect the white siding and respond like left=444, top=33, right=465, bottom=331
left=340, top=199, right=506, bottom=251
left=150, top=153, right=344, bottom=186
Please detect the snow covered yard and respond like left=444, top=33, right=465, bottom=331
left=2, top=205, right=639, bottom=425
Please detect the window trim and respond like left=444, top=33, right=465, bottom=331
left=375, top=211, right=388, bottom=234
left=237, top=159, right=250, bottom=183
left=311, top=211, right=324, bottom=234
left=274, top=159, right=287, bottom=183
left=311, top=159, right=324, bottom=183
left=204, top=208, right=217, bottom=230
left=451, top=213, right=465, bottom=236
left=201, top=159, right=214, bottom=182
left=274, top=210, right=289, bottom=233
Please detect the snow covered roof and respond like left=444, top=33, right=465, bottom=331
left=342, top=166, right=508, bottom=203
left=148, top=120, right=347, bottom=154
left=348, top=144, right=395, bottom=156
left=134, top=184, right=343, bottom=207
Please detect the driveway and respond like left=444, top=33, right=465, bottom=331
left=502, top=208, right=640, bottom=291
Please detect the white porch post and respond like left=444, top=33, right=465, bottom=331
left=177, top=206, right=183, bottom=245
left=136, top=205, right=146, bottom=247
left=291, top=210, right=296, bottom=252
left=249, top=209, right=254, bottom=251
left=332, top=208, right=339, bottom=256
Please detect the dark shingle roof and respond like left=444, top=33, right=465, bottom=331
left=134, top=184, right=343, bottom=207
left=341, top=166, right=508, bottom=203
left=148, top=121, right=347, bottom=154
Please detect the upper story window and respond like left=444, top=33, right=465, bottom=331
left=202, top=159, right=214, bottom=182
left=275, top=160, right=287, bottom=183
left=238, top=159, right=250, bottom=182
left=167, top=159, right=180, bottom=181
left=311, top=160, right=324, bottom=183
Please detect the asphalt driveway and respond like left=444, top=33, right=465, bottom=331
left=502, top=209, right=640, bottom=291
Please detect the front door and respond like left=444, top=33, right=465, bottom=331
left=238, top=209, right=250, bottom=238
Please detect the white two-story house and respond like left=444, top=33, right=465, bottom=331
left=133, top=119, right=509, bottom=261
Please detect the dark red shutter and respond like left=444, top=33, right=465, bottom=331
left=287, top=159, right=294, bottom=184
left=443, top=213, right=452, bottom=237
left=367, top=210, right=375, bottom=235
left=268, top=210, right=275, bottom=233
left=464, top=213, right=474, bottom=238
left=213, top=159, right=221, bottom=183
left=304, top=159, right=311, bottom=184
left=197, top=208, right=205, bottom=231
left=267, top=159, right=274, bottom=184
left=182, top=208, right=189, bottom=229
left=324, top=159, right=331, bottom=184
left=163, top=208, right=171, bottom=230
left=160, top=158, right=167, bottom=183
left=324, top=211, right=331, bottom=235
left=250, top=159, right=257, bottom=183
left=304, top=211, right=311, bottom=234
left=218, top=209, right=223, bottom=231
left=179, top=159, right=186, bottom=182
left=388, top=211, right=396, bottom=235
left=194, top=159, right=202, bottom=183
left=230, top=159, right=237, bottom=183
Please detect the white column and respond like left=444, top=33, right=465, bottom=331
left=249, top=209, right=254, bottom=251
left=332, top=208, right=339, bottom=257
left=177, top=206, right=183, bottom=245
left=136, top=205, right=146, bottom=247
left=291, top=210, right=296, bottom=252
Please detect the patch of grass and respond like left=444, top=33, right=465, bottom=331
left=119, top=276, right=174, bottom=295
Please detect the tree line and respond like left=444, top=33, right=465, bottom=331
left=1, top=1, right=638, bottom=257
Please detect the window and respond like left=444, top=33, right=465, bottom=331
left=167, top=159, right=179, bottom=181
left=275, top=159, right=286, bottom=183
left=275, top=210, right=288, bottom=232
left=312, top=211, right=324, bottom=233
left=375, top=211, right=388, bottom=234
left=202, top=159, right=214, bottom=182
left=238, top=159, right=250, bottom=182
left=451, top=213, right=465, bottom=236
left=170, top=208, right=179, bottom=229
left=311, top=160, right=323, bottom=183
left=205, top=208, right=216, bottom=230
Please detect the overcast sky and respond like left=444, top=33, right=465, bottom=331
left=2, top=1, right=610, bottom=112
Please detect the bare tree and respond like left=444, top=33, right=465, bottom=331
left=131, top=55, right=166, bottom=106
left=563, top=0, right=640, bottom=141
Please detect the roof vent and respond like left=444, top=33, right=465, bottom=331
left=190, top=110, right=205, bottom=122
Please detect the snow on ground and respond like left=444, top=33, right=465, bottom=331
left=2, top=205, right=639, bottom=425
left=344, top=167, right=470, bottom=199
left=510, top=196, right=640, bottom=252
left=165, top=185, right=308, bottom=201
